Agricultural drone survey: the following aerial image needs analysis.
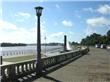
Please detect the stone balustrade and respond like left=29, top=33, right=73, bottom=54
left=0, top=47, right=89, bottom=82
left=2, top=50, right=36, bottom=57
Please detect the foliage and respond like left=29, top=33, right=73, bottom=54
left=81, top=30, right=110, bottom=45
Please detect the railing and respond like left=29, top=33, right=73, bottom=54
left=1, top=46, right=63, bottom=57
left=2, top=50, right=36, bottom=57
left=0, top=47, right=89, bottom=82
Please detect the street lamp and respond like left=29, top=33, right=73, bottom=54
left=35, top=6, right=43, bottom=76
left=0, top=47, right=2, bottom=65
left=44, top=36, right=46, bottom=56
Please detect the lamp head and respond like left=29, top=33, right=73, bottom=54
left=35, top=6, right=43, bottom=16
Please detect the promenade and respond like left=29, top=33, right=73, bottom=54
left=33, top=47, right=110, bottom=82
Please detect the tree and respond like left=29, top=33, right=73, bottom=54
left=71, top=41, right=79, bottom=45
left=1, top=43, right=27, bottom=47
left=107, top=30, right=110, bottom=37
left=81, top=33, right=102, bottom=45
left=107, top=30, right=110, bottom=44
left=100, top=35, right=108, bottom=44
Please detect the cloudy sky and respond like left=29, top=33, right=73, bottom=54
left=0, top=0, right=110, bottom=43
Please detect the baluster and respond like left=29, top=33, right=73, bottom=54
left=19, top=65, right=21, bottom=73
left=34, top=61, right=37, bottom=69
left=31, top=63, right=33, bottom=70
left=27, top=64, right=30, bottom=71
left=1, top=67, right=7, bottom=80
left=21, top=64, right=24, bottom=73
left=29, top=63, right=31, bottom=71
left=32, top=62, right=34, bottom=69
left=25, top=63, right=28, bottom=72
left=15, top=66, right=17, bottom=75
left=23, top=64, right=25, bottom=72
left=17, top=65, right=20, bottom=75
left=15, top=66, right=18, bottom=75
left=31, top=62, right=33, bottom=70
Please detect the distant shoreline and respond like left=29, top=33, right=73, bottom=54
left=1, top=42, right=63, bottom=47
left=1, top=43, right=27, bottom=47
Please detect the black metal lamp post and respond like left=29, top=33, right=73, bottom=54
left=35, top=6, right=43, bottom=76
left=44, top=36, right=46, bottom=56
left=0, top=56, right=2, bottom=65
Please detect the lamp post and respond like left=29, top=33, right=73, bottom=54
left=44, top=36, right=46, bottom=56
left=0, top=56, right=2, bottom=65
left=35, top=6, right=43, bottom=76
left=0, top=47, right=2, bottom=65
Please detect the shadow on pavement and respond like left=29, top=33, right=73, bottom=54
left=43, top=75, right=62, bottom=82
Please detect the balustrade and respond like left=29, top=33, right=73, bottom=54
left=2, top=49, right=36, bottom=57
left=0, top=47, right=89, bottom=82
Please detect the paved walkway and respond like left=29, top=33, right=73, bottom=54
left=33, top=47, right=110, bottom=82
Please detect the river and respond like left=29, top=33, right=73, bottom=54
left=0, top=45, right=64, bottom=57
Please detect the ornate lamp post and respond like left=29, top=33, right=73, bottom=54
left=0, top=56, right=2, bottom=65
left=35, top=6, right=43, bottom=75
left=44, top=36, right=46, bottom=56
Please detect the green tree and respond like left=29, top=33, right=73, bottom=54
left=81, top=33, right=101, bottom=45
left=100, top=35, right=108, bottom=44
left=107, top=30, right=110, bottom=44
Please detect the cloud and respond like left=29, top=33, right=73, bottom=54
left=14, top=12, right=31, bottom=22
left=86, top=17, right=110, bottom=27
left=0, top=19, right=45, bottom=43
left=15, top=12, right=31, bottom=18
left=82, top=4, right=110, bottom=15
left=36, top=0, right=45, bottom=2
left=0, top=19, right=17, bottom=30
left=54, top=21, right=58, bottom=26
left=56, top=4, right=60, bottom=9
left=84, top=26, right=96, bottom=36
left=0, top=8, right=2, bottom=17
left=97, top=4, right=110, bottom=15
left=82, top=8, right=94, bottom=13
left=62, top=20, right=73, bottom=27
left=68, top=31, right=74, bottom=35
left=45, top=32, right=64, bottom=43
left=50, top=32, right=64, bottom=38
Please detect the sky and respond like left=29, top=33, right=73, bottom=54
left=0, top=0, right=110, bottom=43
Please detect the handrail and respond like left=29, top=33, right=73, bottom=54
left=0, top=47, right=89, bottom=82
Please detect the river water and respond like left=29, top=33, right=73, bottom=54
left=0, top=45, right=64, bottom=57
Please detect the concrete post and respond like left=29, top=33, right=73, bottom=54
left=64, top=35, right=67, bottom=51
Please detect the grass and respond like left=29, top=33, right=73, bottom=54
left=3, top=55, right=36, bottom=62
left=71, top=45, right=81, bottom=50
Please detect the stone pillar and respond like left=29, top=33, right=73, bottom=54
left=64, top=35, right=67, bottom=51
left=0, top=56, right=2, bottom=65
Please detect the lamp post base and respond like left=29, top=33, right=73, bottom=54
left=0, top=56, right=2, bottom=65
left=36, top=61, right=43, bottom=77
